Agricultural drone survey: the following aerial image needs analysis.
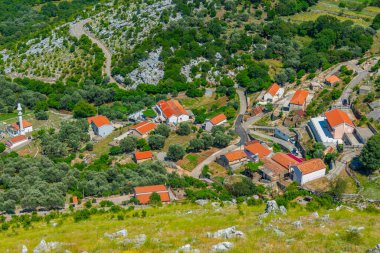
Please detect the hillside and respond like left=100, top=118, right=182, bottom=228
left=1, top=203, right=380, bottom=253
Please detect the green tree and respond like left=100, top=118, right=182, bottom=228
left=154, top=124, right=171, bottom=138
left=213, top=132, right=232, bottom=148
left=188, top=138, right=205, bottom=152
left=73, top=100, right=96, bottom=118
left=167, top=144, right=185, bottom=161
left=359, top=134, right=380, bottom=173
left=120, top=136, right=138, bottom=153
left=149, top=192, right=162, bottom=205
left=176, top=123, right=191, bottom=136
left=372, top=13, right=380, bottom=30
left=148, top=135, right=166, bottom=150
left=0, top=143, right=5, bottom=153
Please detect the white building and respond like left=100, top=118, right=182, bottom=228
left=290, top=159, right=326, bottom=185
left=263, top=83, right=284, bottom=102
left=87, top=115, right=114, bottom=137
left=6, top=135, right=29, bottom=149
left=205, top=113, right=227, bottom=131
left=156, top=99, right=190, bottom=124
left=8, top=103, right=33, bottom=137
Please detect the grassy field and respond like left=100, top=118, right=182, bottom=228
left=1, top=203, right=379, bottom=252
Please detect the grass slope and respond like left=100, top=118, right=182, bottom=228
left=1, top=203, right=379, bottom=252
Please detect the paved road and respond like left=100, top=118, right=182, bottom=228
left=69, top=19, right=123, bottom=88
left=326, top=150, right=359, bottom=181
left=235, top=89, right=249, bottom=145
left=250, top=130, right=296, bottom=152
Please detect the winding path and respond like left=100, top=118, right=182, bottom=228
left=69, top=19, right=124, bottom=89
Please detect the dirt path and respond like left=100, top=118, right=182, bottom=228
left=69, top=19, right=126, bottom=89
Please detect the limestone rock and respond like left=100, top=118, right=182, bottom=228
left=195, top=199, right=208, bottom=206
left=104, top=229, right=128, bottom=239
left=118, top=234, right=146, bottom=247
left=33, top=240, right=60, bottom=253
left=207, top=226, right=245, bottom=239
left=211, top=242, right=233, bottom=252
left=175, top=244, right=200, bottom=253
left=321, top=214, right=329, bottom=222
left=265, top=200, right=279, bottom=214
left=367, top=244, right=380, bottom=253
left=22, top=245, right=28, bottom=253
left=293, top=221, right=302, bottom=229
left=310, top=212, right=319, bottom=218
left=273, top=228, right=285, bottom=237
left=279, top=206, right=287, bottom=215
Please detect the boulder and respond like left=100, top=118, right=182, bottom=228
left=118, top=234, right=147, bottom=247
left=273, top=228, right=285, bottom=237
left=211, top=242, right=233, bottom=252
left=207, top=226, right=245, bottom=239
left=195, top=199, right=208, bottom=206
left=321, top=214, right=329, bottom=222
left=293, top=221, right=302, bottom=229
left=104, top=229, right=128, bottom=239
left=22, top=245, right=28, bottom=253
left=279, top=206, right=287, bottom=215
left=265, top=200, right=279, bottom=214
left=33, top=240, right=60, bottom=253
left=175, top=244, right=200, bottom=253
left=367, top=244, right=380, bottom=253
left=310, top=212, right=319, bottom=218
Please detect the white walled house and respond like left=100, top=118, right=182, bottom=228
left=290, top=159, right=326, bottom=185
left=87, top=115, right=114, bottom=137
left=6, top=135, right=29, bottom=149
left=8, top=103, right=33, bottom=137
left=263, top=83, right=284, bottom=102
left=156, top=99, right=190, bottom=124
left=205, top=113, right=227, bottom=131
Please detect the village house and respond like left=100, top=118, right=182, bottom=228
left=129, top=121, right=157, bottom=138
left=219, top=150, right=248, bottom=169
left=325, top=109, right=355, bottom=139
left=271, top=152, right=299, bottom=169
left=263, top=83, right=284, bottom=103
left=6, top=135, right=29, bottom=149
left=8, top=103, right=33, bottom=137
left=133, top=185, right=170, bottom=204
left=250, top=106, right=263, bottom=117
left=260, top=157, right=288, bottom=182
left=156, top=99, right=190, bottom=124
left=325, top=75, right=341, bottom=86
left=244, top=142, right=272, bottom=161
left=290, top=158, right=326, bottom=185
left=87, top=115, right=114, bottom=137
left=289, top=90, right=309, bottom=111
left=134, top=150, right=154, bottom=163
left=205, top=113, right=227, bottom=131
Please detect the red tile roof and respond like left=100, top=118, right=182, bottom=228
left=131, top=121, right=157, bottom=135
left=87, top=115, right=111, bottom=128
left=267, top=83, right=280, bottom=97
left=325, top=109, right=354, bottom=128
left=290, top=90, right=309, bottom=106
left=325, top=75, right=341, bottom=85
left=9, top=135, right=27, bottom=144
left=134, top=185, right=170, bottom=204
left=210, top=113, right=227, bottom=125
left=295, top=159, right=326, bottom=175
left=11, top=120, right=32, bottom=130
left=252, top=106, right=263, bottom=116
left=157, top=99, right=189, bottom=118
left=271, top=153, right=299, bottom=169
left=135, top=151, right=154, bottom=161
left=72, top=196, right=78, bottom=205
left=245, top=143, right=271, bottom=158
left=261, top=157, right=288, bottom=176
left=224, top=150, right=247, bottom=162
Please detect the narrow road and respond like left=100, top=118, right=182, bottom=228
left=69, top=19, right=123, bottom=89
left=326, top=150, right=359, bottom=181
left=250, top=130, right=296, bottom=152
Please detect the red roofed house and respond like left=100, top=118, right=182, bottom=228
left=87, top=115, right=114, bottom=137
left=325, top=75, right=341, bottom=86
left=271, top=152, right=299, bottom=169
left=260, top=157, right=289, bottom=182
left=134, top=185, right=170, bottom=204
left=134, top=150, right=154, bottom=163
left=289, top=90, right=309, bottom=111
left=263, top=83, right=284, bottom=102
left=156, top=99, right=190, bottom=124
left=219, top=150, right=248, bottom=169
left=205, top=113, right=227, bottom=131
left=72, top=196, right=78, bottom=206
left=290, top=158, right=326, bottom=185
left=244, top=142, right=272, bottom=161
left=325, top=109, right=355, bottom=139
left=130, top=121, right=157, bottom=138
left=6, top=135, right=28, bottom=149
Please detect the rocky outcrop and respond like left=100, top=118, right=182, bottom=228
left=104, top=229, right=128, bottom=239
left=211, top=242, right=233, bottom=252
left=175, top=244, right=200, bottom=253
left=207, top=226, right=245, bottom=239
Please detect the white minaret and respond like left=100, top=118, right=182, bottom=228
left=17, top=103, right=24, bottom=133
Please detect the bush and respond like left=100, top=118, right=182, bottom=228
left=73, top=209, right=91, bottom=222
left=167, top=144, right=186, bottom=161
left=0, top=143, right=5, bottom=153
left=35, top=111, right=49, bottom=120
left=176, top=123, right=191, bottom=136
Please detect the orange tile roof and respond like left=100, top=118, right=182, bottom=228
left=271, top=153, right=299, bottom=169
left=210, top=113, right=227, bottom=125
left=267, top=83, right=280, bottom=97
left=11, top=120, right=32, bottom=130
left=290, top=90, right=309, bottom=106
left=131, top=121, right=157, bottom=135
left=326, top=75, right=341, bottom=85
left=252, top=106, right=263, bottom=116
left=72, top=196, right=78, bottom=205
left=87, top=115, right=111, bottom=128
left=134, top=185, right=170, bottom=204
left=9, top=135, right=27, bottom=144
left=261, top=157, right=288, bottom=176
left=295, top=158, right=326, bottom=175
left=157, top=99, right=189, bottom=118
left=224, top=150, right=247, bottom=162
left=325, top=109, right=354, bottom=128
left=135, top=151, right=154, bottom=161
left=245, top=143, right=271, bottom=158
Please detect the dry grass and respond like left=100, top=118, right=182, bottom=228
left=1, top=203, right=379, bottom=252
